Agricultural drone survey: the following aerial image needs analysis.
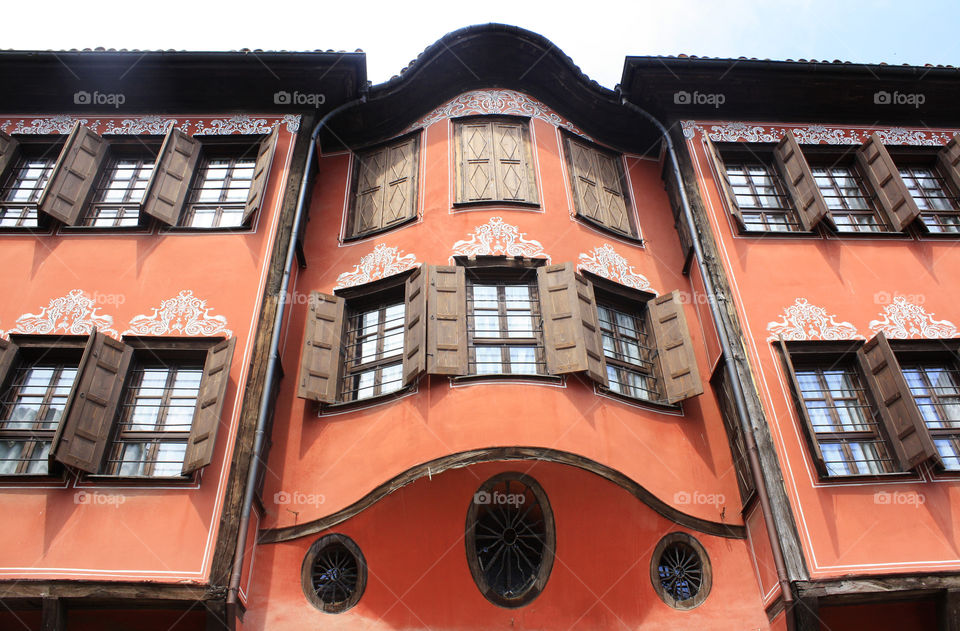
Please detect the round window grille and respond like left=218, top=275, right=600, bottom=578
left=650, top=532, right=712, bottom=610
left=465, top=472, right=555, bottom=608
left=301, top=534, right=366, bottom=613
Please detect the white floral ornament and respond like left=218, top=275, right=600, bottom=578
left=766, top=298, right=862, bottom=342
left=334, top=244, right=420, bottom=290
left=683, top=120, right=955, bottom=148
left=123, top=290, right=232, bottom=338
left=451, top=216, right=549, bottom=261
left=869, top=296, right=957, bottom=339
left=1, top=289, right=118, bottom=338
left=577, top=244, right=655, bottom=293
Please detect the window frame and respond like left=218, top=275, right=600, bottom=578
left=344, top=131, right=421, bottom=241
left=0, top=137, right=62, bottom=233
left=886, top=146, right=960, bottom=236
left=452, top=115, right=539, bottom=208
left=176, top=138, right=263, bottom=231
left=803, top=151, right=891, bottom=234
left=338, top=286, right=407, bottom=403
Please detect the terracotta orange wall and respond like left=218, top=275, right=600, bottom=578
left=247, top=461, right=770, bottom=630
left=0, top=115, right=296, bottom=583
left=686, top=121, right=960, bottom=579
left=263, top=108, right=741, bottom=534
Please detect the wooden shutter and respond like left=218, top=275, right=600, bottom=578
left=52, top=331, right=132, bottom=473
left=243, top=125, right=280, bottom=223
left=457, top=120, right=495, bottom=202
left=778, top=337, right=827, bottom=476
left=493, top=120, right=536, bottom=203
left=536, top=263, right=607, bottom=384
left=856, top=133, right=919, bottom=231
left=0, top=338, right=19, bottom=389
left=182, top=337, right=236, bottom=475
left=402, top=266, right=428, bottom=386
left=565, top=136, right=634, bottom=237
left=648, top=290, right=703, bottom=404
left=141, top=126, right=201, bottom=225
left=936, top=134, right=960, bottom=195
left=38, top=122, right=108, bottom=226
left=773, top=130, right=829, bottom=231
left=0, top=131, right=20, bottom=182
left=703, top=136, right=745, bottom=229
left=297, top=292, right=345, bottom=402
left=857, top=332, right=938, bottom=470
left=426, top=265, right=467, bottom=375
left=353, top=147, right=386, bottom=235
left=381, top=136, right=418, bottom=228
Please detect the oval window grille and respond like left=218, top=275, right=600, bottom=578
left=301, top=534, right=366, bottom=613
left=650, top=532, right=712, bottom=610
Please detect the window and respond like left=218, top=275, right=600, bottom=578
left=811, top=163, right=888, bottom=232
left=181, top=153, right=256, bottom=228
left=467, top=279, right=545, bottom=376
left=454, top=117, right=538, bottom=205
left=0, top=347, right=79, bottom=475
left=341, top=297, right=405, bottom=402
left=81, top=152, right=155, bottom=227
left=898, top=166, right=960, bottom=233
left=780, top=334, right=951, bottom=478
left=346, top=133, right=419, bottom=239
left=0, top=147, right=58, bottom=229
left=650, top=533, right=712, bottom=610
left=563, top=133, right=637, bottom=238
left=465, top=473, right=555, bottom=607
left=0, top=333, right=235, bottom=478
left=597, top=300, right=660, bottom=401
left=301, top=534, right=367, bottom=613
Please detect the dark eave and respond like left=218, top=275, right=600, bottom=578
left=321, top=24, right=662, bottom=155
left=621, top=56, right=960, bottom=127
left=0, top=50, right=366, bottom=116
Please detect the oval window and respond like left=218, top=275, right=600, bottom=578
left=650, top=532, right=712, bottom=610
left=301, top=534, right=366, bottom=613
left=465, top=472, right=555, bottom=607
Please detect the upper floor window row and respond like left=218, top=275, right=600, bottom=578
left=780, top=334, right=960, bottom=478
left=709, top=131, right=960, bottom=236
left=0, top=122, right=278, bottom=231
left=344, top=118, right=638, bottom=240
left=296, top=260, right=702, bottom=408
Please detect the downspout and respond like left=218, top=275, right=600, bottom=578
left=225, top=94, right=367, bottom=627
left=620, top=98, right=795, bottom=614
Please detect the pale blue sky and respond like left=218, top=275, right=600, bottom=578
left=5, top=0, right=960, bottom=89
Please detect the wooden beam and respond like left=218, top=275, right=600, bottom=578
left=0, top=580, right=222, bottom=601
left=40, top=597, right=65, bottom=631
left=940, top=589, right=960, bottom=631
left=797, top=574, right=960, bottom=602
left=790, top=595, right=820, bottom=631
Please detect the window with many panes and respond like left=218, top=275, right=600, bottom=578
left=897, top=166, right=960, bottom=234
left=0, top=356, right=78, bottom=475
left=901, top=363, right=960, bottom=471
left=467, top=279, right=545, bottom=376
left=82, top=152, right=155, bottom=227
left=597, top=301, right=660, bottom=401
left=341, top=298, right=406, bottom=402
left=811, top=163, right=888, bottom=232
left=723, top=159, right=800, bottom=232
left=0, top=147, right=59, bottom=229
left=182, top=153, right=256, bottom=228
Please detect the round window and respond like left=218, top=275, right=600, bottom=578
left=301, top=534, right=366, bottom=613
left=650, top=532, right=712, bottom=610
left=465, top=472, right=555, bottom=607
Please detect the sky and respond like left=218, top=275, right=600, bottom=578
left=4, top=0, right=960, bottom=89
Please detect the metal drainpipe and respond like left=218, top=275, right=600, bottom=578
left=620, top=98, right=796, bottom=613
left=224, top=94, right=367, bottom=628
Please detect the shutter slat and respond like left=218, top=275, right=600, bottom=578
left=536, top=263, right=607, bottom=384
left=426, top=265, right=467, bottom=375
left=648, top=290, right=703, bottom=404
left=243, top=125, right=280, bottom=223
left=778, top=336, right=827, bottom=476
left=38, top=123, right=108, bottom=226
left=141, top=126, right=201, bottom=225
left=181, top=337, right=236, bottom=475
left=773, top=130, right=829, bottom=231
left=402, top=266, right=427, bottom=386
left=52, top=331, right=132, bottom=473
left=0, top=131, right=21, bottom=184
left=855, top=133, right=919, bottom=231
left=703, top=136, right=745, bottom=229
left=857, top=332, right=938, bottom=470
left=297, top=292, right=345, bottom=402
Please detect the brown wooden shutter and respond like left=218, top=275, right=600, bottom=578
left=182, top=337, right=236, bottom=475
left=457, top=121, right=495, bottom=202
left=141, top=126, right=201, bottom=225
left=597, top=152, right=633, bottom=235
left=402, top=266, right=427, bottom=386
left=426, top=265, right=467, bottom=376
left=703, top=136, right=745, bottom=229
left=381, top=135, right=418, bottom=227
left=0, top=338, right=20, bottom=389
left=537, top=263, right=607, bottom=384
left=38, top=122, right=108, bottom=226
left=0, top=131, right=21, bottom=182
left=493, top=120, right=537, bottom=203
left=648, top=290, right=703, bottom=404
left=243, top=125, right=280, bottom=223
left=297, top=292, right=345, bottom=402
left=773, top=130, right=829, bottom=231
left=352, top=147, right=387, bottom=236
left=936, top=134, right=960, bottom=195
left=52, top=331, right=132, bottom=473
left=777, top=336, right=827, bottom=476
left=855, top=133, right=919, bottom=231
left=857, top=332, right=938, bottom=470
left=565, top=136, right=634, bottom=237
